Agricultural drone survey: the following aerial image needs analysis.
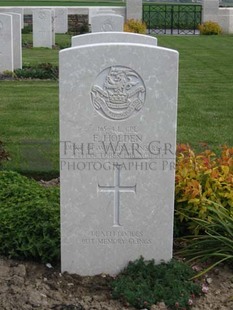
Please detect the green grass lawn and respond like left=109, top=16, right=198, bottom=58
left=158, top=35, right=233, bottom=150
left=0, top=35, right=232, bottom=177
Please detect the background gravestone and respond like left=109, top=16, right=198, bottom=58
left=0, top=8, right=24, bottom=29
left=33, top=9, right=54, bottom=48
left=60, top=34, right=179, bottom=276
left=54, top=8, right=68, bottom=34
left=91, top=13, right=124, bottom=32
left=126, top=0, right=143, bottom=20
left=72, top=32, right=157, bottom=47
left=202, top=0, right=219, bottom=23
left=219, top=8, right=233, bottom=34
left=0, top=13, right=13, bottom=73
left=88, top=7, right=125, bottom=25
left=5, top=12, right=22, bottom=69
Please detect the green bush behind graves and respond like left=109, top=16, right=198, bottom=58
left=112, top=257, right=202, bottom=310
left=124, top=19, right=147, bottom=34
left=198, top=21, right=222, bottom=35
left=0, top=171, right=60, bottom=263
left=15, top=63, right=59, bottom=80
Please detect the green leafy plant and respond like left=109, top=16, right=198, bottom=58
left=175, top=144, right=233, bottom=235
left=0, top=141, right=10, bottom=166
left=198, top=21, right=222, bottom=35
left=14, top=63, right=59, bottom=80
left=112, top=257, right=202, bottom=310
left=22, top=25, right=32, bottom=34
left=0, top=171, right=60, bottom=263
left=177, top=201, right=233, bottom=277
left=124, top=19, right=147, bottom=34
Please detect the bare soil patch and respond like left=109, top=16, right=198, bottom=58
left=0, top=256, right=233, bottom=310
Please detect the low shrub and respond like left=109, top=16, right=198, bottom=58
left=178, top=202, right=233, bottom=275
left=198, top=21, right=222, bottom=35
left=112, top=257, right=202, bottom=309
left=22, top=25, right=32, bottom=34
left=0, top=141, right=10, bottom=166
left=0, top=171, right=60, bottom=263
left=124, top=19, right=147, bottom=34
left=14, top=63, right=59, bottom=80
left=175, top=145, right=233, bottom=235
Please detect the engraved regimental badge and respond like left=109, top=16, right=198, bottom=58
left=91, top=66, right=146, bottom=120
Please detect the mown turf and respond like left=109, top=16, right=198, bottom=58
left=0, top=81, right=59, bottom=177
left=0, top=35, right=232, bottom=176
left=157, top=35, right=233, bottom=151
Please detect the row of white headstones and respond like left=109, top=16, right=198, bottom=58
left=0, top=3, right=179, bottom=276
left=0, top=0, right=142, bottom=73
left=0, top=10, right=123, bottom=72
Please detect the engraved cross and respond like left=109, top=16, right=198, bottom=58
left=98, top=164, right=136, bottom=227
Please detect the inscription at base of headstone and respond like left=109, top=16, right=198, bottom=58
left=60, top=36, right=179, bottom=276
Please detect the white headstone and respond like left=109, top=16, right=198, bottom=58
left=202, top=0, right=219, bottom=23
left=0, top=13, right=13, bottom=73
left=219, top=8, right=233, bottom=34
left=54, top=8, right=68, bottom=34
left=72, top=32, right=157, bottom=47
left=0, top=8, right=24, bottom=28
left=33, top=9, right=54, bottom=48
left=89, top=7, right=125, bottom=25
left=60, top=34, right=179, bottom=276
left=91, top=13, right=124, bottom=32
left=5, top=12, right=22, bottom=69
left=126, top=0, right=143, bottom=20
